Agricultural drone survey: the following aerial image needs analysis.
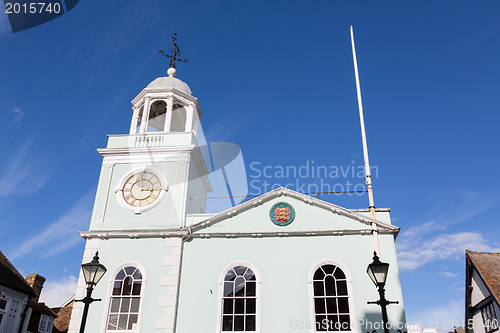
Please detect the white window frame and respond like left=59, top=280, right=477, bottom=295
left=217, top=261, right=261, bottom=333
left=308, top=260, right=356, bottom=333
left=38, top=314, right=54, bottom=332
left=102, top=262, right=147, bottom=333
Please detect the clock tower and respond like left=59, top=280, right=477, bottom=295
left=89, top=67, right=211, bottom=232
left=68, top=67, right=212, bottom=332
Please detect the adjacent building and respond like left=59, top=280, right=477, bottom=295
left=465, top=250, right=500, bottom=333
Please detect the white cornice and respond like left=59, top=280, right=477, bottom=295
left=79, top=228, right=390, bottom=240
left=97, top=145, right=197, bottom=157
left=80, top=229, right=189, bottom=240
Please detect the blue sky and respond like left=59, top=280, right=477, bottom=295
left=1, top=0, right=500, bottom=330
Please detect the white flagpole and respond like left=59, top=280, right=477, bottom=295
left=350, top=25, right=381, bottom=256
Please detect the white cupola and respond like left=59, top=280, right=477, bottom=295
left=129, top=67, right=201, bottom=136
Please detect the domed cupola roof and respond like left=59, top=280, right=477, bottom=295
left=145, top=68, right=192, bottom=95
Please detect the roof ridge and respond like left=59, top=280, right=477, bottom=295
left=466, top=250, right=500, bottom=255
left=0, top=250, right=29, bottom=283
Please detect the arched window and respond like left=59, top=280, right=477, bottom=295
left=221, top=265, right=257, bottom=332
left=106, top=266, right=143, bottom=331
left=312, top=264, right=351, bottom=332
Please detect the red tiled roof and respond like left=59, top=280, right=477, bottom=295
left=466, top=250, right=500, bottom=305
left=52, top=299, right=74, bottom=333
left=31, top=301, right=57, bottom=317
left=0, top=250, right=36, bottom=296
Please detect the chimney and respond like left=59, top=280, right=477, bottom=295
left=25, top=274, right=46, bottom=302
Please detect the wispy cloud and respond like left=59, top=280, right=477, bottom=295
left=397, top=231, right=500, bottom=270
left=38, top=275, right=77, bottom=308
left=10, top=107, right=24, bottom=128
left=10, top=192, right=93, bottom=259
left=439, top=272, right=457, bottom=279
left=406, top=299, right=463, bottom=333
left=0, top=139, right=54, bottom=197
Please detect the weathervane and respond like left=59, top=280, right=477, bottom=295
left=158, top=33, right=189, bottom=70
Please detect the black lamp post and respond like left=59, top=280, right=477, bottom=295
left=366, top=252, right=399, bottom=333
left=76, top=251, right=107, bottom=333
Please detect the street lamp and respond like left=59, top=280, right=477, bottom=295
left=366, top=252, right=399, bottom=333
left=76, top=251, right=107, bottom=333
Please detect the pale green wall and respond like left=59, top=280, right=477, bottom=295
left=81, top=238, right=177, bottom=333
left=176, top=197, right=406, bottom=332
left=89, top=161, right=186, bottom=231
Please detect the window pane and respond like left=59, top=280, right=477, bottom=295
left=244, top=268, right=255, bottom=281
left=115, top=269, right=125, bottom=280
left=246, top=282, right=256, bottom=297
left=339, top=315, right=350, bottom=331
left=325, top=276, right=336, bottom=296
left=0, top=313, right=3, bottom=324
left=112, top=281, right=122, bottom=295
left=222, top=316, right=233, bottom=331
left=224, top=282, right=233, bottom=297
left=334, top=268, right=346, bottom=280
left=246, top=298, right=256, bottom=314
left=123, top=276, right=132, bottom=295
left=326, top=298, right=337, bottom=314
left=234, top=299, right=244, bottom=314
left=337, top=281, right=348, bottom=296
left=128, top=314, right=138, bottom=330
left=107, top=313, right=118, bottom=330
left=338, top=298, right=349, bottom=313
left=0, top=299, right=6, bottom=310
left=316, top=315, right=327, bottom=331
left=234, top=315, right=245, bottom=331
left=246, top=315, right=256, bottom=331
left=327, top=314, right=339, bottom=331
left=234, top=277, right=245, bottom=297
left=323, top=265, right=335, bottom=275
left=234, top=266, right=246, bottom=276
left=314, top=281, right=324, bottom=296
left=225, top=269, right=236, bottom=281
left=133, top=269, right=142, bottom=280
left=315, top=298, right=326, bottom=314
left=120, top=297, right=131, bottom=312
left=130, top=298, right=140, bottom=313
left=110, top=298, right=120, bottom=312
left=124, top=266, right=136, bottom=275
left=118, top=314, right=128, bottom=330
left=223, top=299, right=233, bottom=314
left=314, top=268, right=325, bottom=280
left=132, top=281, right=142, bottom=295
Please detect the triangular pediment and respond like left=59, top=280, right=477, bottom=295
left=186, top=187, right=400, bottom=238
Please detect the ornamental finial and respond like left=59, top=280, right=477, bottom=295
left=158, top=33, right=189, bottom=75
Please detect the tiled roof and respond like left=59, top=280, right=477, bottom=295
left=0, top=250, right=36, bottom=296
left=466, top=250, right=500, bottom=305
left=31, top=301, right=57, bottom=317
left=52, top=299, right=74, bottom=333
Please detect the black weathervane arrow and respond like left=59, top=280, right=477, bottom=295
left=158, top=33, right=189, bottom=70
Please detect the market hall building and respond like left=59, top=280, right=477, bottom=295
left=67, top=66, right=407, bottom=333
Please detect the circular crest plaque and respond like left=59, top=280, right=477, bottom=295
left=269, top=202, right=295, bottom=226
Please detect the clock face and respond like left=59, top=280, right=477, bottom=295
left=122, top=171, right=162, bottom=207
